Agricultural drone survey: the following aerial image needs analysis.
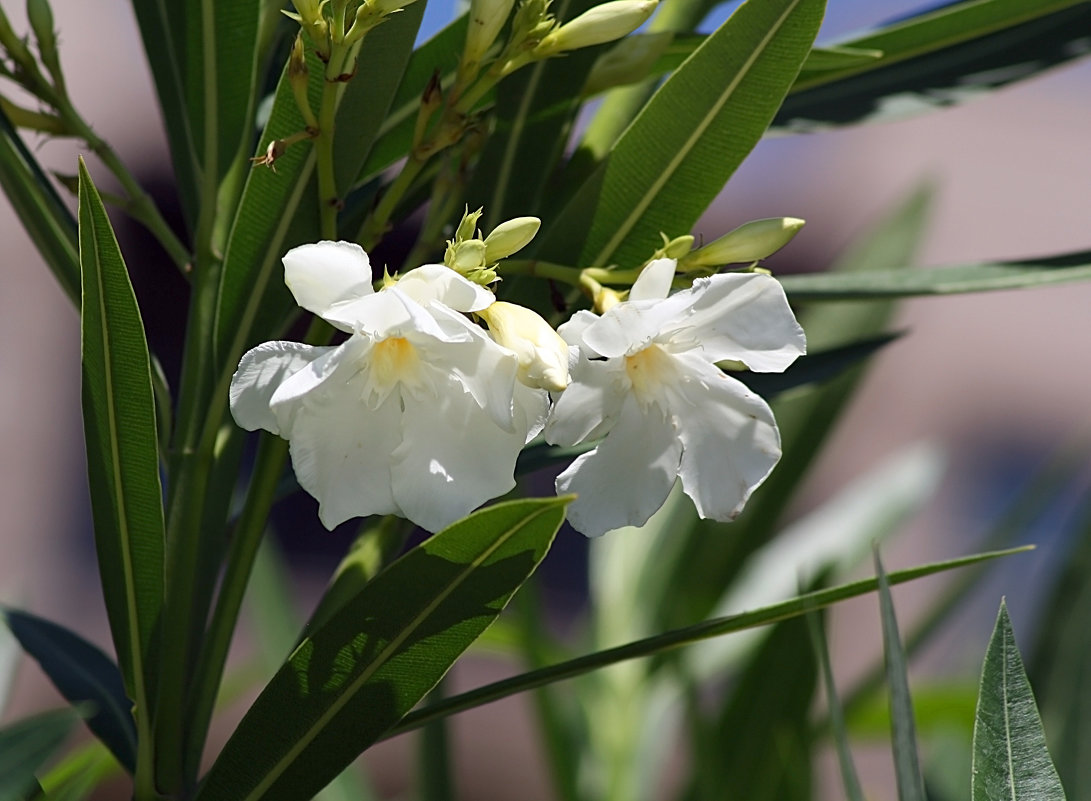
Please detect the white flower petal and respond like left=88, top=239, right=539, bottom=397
left=417, top=325, right=519, bottom=431
left=672, top=273, right=806, bottom=371
left=392, top=383, right=525, bottom=532
left=395, top=264, right=496, bottom=312
left=628, top=257, right=675, bottom=301
left=283, top=241, right=374, bottom=319
left=267, top=337, right=364, bottom=434
left=580, top=299, right=679, bottom=357
left=556, top=397, right=682, bottom=537
left=671, top=355, right=781, bottom=521
left=287, top=386, right=403, bottom=530
left=544, top=357, right=626, bottom=446
left=513, top=381, right=549, bottom=444
left=230, top=341, right=328, bottom=435
left=323, top=285, right=455, bottom=341
left=556, top=309, right=601, bottom=348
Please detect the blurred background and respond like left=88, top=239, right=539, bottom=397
left=2, top=0, right=1090, bottom=798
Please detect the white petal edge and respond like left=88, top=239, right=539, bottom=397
left=628, top=257, right=675, bottom=301
left=544, top=357, right=626, bottom=446
left=283, top=241, right=375, bottom=320
left=670, top=355, right=781, bottom=521
left=230, top=341, right=329, bottom=435
left=395, top=264, right=495, bottom=312
left=556, top=397, right=682, bottom=537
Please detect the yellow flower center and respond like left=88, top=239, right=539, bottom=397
left=624, top=344, right=679, bottom=409
left=361, top=336, right=431, bottom=408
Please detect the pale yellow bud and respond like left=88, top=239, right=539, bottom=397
left=683, top=217, right=805, bottom=268
left=455, top=207, right=484, bottom=241
left=480, top=302, right=570, bottom=391
left=484, top=217, right=540, bottom=262
left=447, top=239, right=488, bottom=273
left=465, top=0, right=516, bottom=65
left=661, top=233, right=694, bottom=260
left=534, top=0, right=657, bottom=57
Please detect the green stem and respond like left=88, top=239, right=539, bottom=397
left=357, top=154, right=427, bottom=249
left=418, top=676, right=456, bottom=801
left=500, top=259, right=583, bottom=285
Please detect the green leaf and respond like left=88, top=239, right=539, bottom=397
left=538, top=0, right=825, bottom=269
left=197, top=497, right=568, bottom=801
left=772, top=0, right=1091, bottom=134
left=129, top=0, right=197, bottom=226
left=389, top=546, right=1030, bottom=737
left=875, top=551, right=926, bottom=801
left=780, top=249, right=1091, bottom=300
left=0, top=109, right=80, bottom=305
left=809, top=611, right=865, bottom=801
left=1, top=608, right=136, bottom=773
left=38, top=740, right=122, bottom=801
left=973, top=601, right=1067, bottom=801
left=183, top=0, right=262, bottom=188
left=0, top=708, right=78, bottom=801
left=739, top=332, right=902, bottom=398
left=356, top=15, right=469, bottom=184
left=214, top=6, right=423, bottom=371
left=77, top=158, right=165, bottom=755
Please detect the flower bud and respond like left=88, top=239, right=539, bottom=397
left=661, top=233, right=694, bottom=260
left=534, top=0, right=657, bottom=57
left=480, top=301, right=570, bottom=391
left=447, top=238, right=487, bottom=273
left=465, top=0, right=516, bottom=66
left=484, top=216, right=540, bottom=262
left=682, top=217, right=805, bottom=268
left=454, top=206, right=484, bottom=242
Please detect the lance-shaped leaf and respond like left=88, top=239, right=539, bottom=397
left=0, top=708, right=80, bottom=801
left=779, top=249, right=1091, bottom=300
left=78, top=158, right=165, bottom=735
left=772, top=0, right=1091, bottom=134
left=0, top=109, right=79, bottom=305
left=973, top=602, right=1067, bottom=801
left=1, top=608, right=136, bottom=773
left=214, top=5, right=423, bottom=372
left=197, top=498, right=568, bottom=801
left=537, top=0, right=825, bottom=270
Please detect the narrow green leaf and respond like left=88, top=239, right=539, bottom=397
left=738, top=332, right=902, bottom=398
left=183, top=0, right=262, bottom=187
left=690, top=612, right=817, bottom=801
left=781, top=249, right=1091, bottom=300
left=973, top=601, right=1067, bottom=801
left=215, top=8, right=423, bottom=372
left=539, top=0, right=825, bottom=269
left=197, top=497, right=568, bottom=801
left=356, top=15, right=469, bottom=184
left=875, top=551, right=926, bottom=801
left=808, top=611, right=866, bottom=801
left=388, top=546, right=1031, bottom=737
left=77, top=158, right=165, bottom=756
left=1, top=608, right=136, bottom=773
left=772, top=0, right=1091, bottom=133
left=129, top=0, right=197, bottom=226
left=0, top=109, right=80, bottom=305
left=0, top=708, right=78, bottom=801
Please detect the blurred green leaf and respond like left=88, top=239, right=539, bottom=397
left=739, top=331, right=902, bottom=397
left=38, top=740, right=121, bottom=801
left=973, top=601, right=1067, bottom=801
left=0, top=708, right=78, bottom=801
left=538, top=0, right=825, bottom=270
left=77, top=158, right=164, bottom=761
left=197, top=497, right=568, bottom=801
left=772, top=0, right=1091, bottom=133
left=1029, top=490, right=1091, bottom=800
left=1, top=608, right=136, bottom=773
left=0, top=109, right=79, bottom=305
left=687, top=612, right=817, bottom=801
left=875, top=552, right=927, bottom=801
left=809, top=611, right=866, bottom=801
left=390, top=546, right=1031, bottom=737
left=780, top=249, right=1091, bottom=300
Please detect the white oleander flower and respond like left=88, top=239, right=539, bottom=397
left=478, top=301, right=570, bottom=392
left=230, top=241, right=547, bottom=532
left=544, top=258, right=805, bottom=537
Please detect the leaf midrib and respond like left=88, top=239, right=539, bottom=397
left=590, top=0, right=803, bottom=266
left=239, top=505, right=553, bottom=801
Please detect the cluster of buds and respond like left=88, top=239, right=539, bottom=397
left=443, top=207, right=541, bottom=286
left=284, top=0, right=420, bottom=61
